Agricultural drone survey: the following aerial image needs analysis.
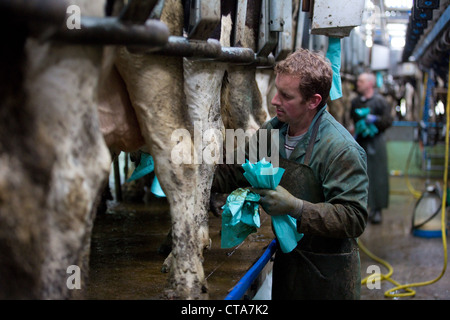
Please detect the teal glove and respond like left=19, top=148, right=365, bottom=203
left=250, top=185, right=303, bottom=219
left=221, top=159, right=304, bottom=253
left=250, top=185, right=304, bottom=253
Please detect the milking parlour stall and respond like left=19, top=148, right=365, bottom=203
left=3, top=0, right=438, bottom=315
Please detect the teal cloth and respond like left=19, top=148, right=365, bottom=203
left=151, top=175, right=166, bottom=198
left=354, top=107, right=379, bottom=138
left=221, top=188, right=261, bottom=248
left=221, top=159, right=304, bottom=253
left=127, top=152, right=154, bottom=182
left=326, top=37, right=342, bottom=101
left=126, top=152, right=166, bottom=198
left=376, top=71, right=383, bottom=89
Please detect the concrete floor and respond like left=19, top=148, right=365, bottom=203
left=360, top=175, right=450, bottom=300
left=86, top=194, right=275, bottom=300
left=86, top=175, right=450, bottom=300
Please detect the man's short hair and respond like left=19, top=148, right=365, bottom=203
left=360, top=72, right=376, bottom=88
left=274, top=48, right=333, bottom=108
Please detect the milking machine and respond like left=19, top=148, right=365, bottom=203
left=410, top=72, right=448, bottom=238
left=412, top=182, right=446, bottom=238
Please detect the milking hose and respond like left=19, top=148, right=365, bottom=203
left=359, top=58, right=449, bottom=298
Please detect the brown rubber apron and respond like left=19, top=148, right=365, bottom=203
left=272, top=115, right=361, bottom=300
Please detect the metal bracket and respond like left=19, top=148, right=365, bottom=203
left=257, top=0, right=283, bottom=57
left=186, top=0, right=221, bottom=40
left=275, top=0, right=293, bottom=61
left=118, top=0, right=159, bottom=24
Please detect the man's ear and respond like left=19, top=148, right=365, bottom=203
left=308, top=94, right=322, bottom=110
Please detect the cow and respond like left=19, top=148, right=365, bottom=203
left=0, top=0, right=111, bottom=299
left=0, top=0, right=270, bottom=300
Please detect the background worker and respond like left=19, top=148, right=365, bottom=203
left=350, top=72, right=393, bottom=224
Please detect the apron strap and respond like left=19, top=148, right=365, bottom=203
left=303, top=113, right=323, bottom=166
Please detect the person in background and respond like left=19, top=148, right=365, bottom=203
left=350, top=72, right=393, bottom=224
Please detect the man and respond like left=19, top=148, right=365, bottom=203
left=350, top=72, right=393, bottom=224
left=212, top=48, right=368, bottom=299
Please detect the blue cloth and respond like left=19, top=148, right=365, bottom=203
left=326, top=37, right=342, bottom=101
left=126, top=152, right=166, bottom=198
left=220, top=159, right=304, bottom=253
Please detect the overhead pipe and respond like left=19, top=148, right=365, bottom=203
left=141, top=36, right=275, bottom=66
left=0, top=0, right=68, bottom=26
left=2, top=0, right=275, bottom=67
left=52, top=16, right=275, bottom=66
left=420, top=28, right=450, bottom=69
left=52, top=17, right=170, bottom=48
left=52, top=18, right=274, bottom=66
left=412, top=5, right=450, bottom=61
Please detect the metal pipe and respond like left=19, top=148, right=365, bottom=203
left=224, top=239, right=277, bottom=300
left=2, top=0, right=274, bottom=67
left=152, top=36, right=223, bottom=58
left=269, top=0, right=284, bottom=32
left=0, top=0, right=68, bottom=26
left=52, top=17, right=170, bottom=48
left=133, top=36, right=275, bottom=66
left=412, top=5, right=450, bottom=61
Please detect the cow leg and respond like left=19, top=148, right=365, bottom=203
left=0, top=0, right=111, bottom=299
left=220, top=0, right=268, bottom=134
left=116, top=50, right=206, bottom=299
left=115, top=0, right=208, bottom=299
left=177, top=8, right=234, bottom=275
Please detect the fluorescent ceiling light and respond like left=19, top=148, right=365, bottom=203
left=386, top=23, right=407, bottom=37
left=384, top=0, right=413, bottom=9
left=386, top=23, right=407, bottom=31
left=390, top=37, right=405, bottom=48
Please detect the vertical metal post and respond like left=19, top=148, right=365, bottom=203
left=113, top=155, right=122, bottom=202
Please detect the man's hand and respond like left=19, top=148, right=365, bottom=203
left=365, top=114, right=378, bottom=124
left=250, top=185, right=303, bottom=219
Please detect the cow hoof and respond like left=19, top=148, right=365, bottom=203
left=205, top=238, right=212, bottom=250
left=158, top=242, right=172, bottom=255
left=210, top=192, right=227, bottom=217
left=161, top=253, right=173, bottom=273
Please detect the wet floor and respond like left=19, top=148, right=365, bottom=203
left=86, top=175, right=450, bottom=300
left=359, top=176, right=450, bottom=300
left=86, top=193, right=275, bottom=300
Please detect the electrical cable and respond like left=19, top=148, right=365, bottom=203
left=359, top=59, right=449, bottom=298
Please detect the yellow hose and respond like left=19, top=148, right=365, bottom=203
left=405, top=141, right=422, bottom=199
left=360, top=59, right=449, bottom=298
left=359, top=240, right=415, bottom=297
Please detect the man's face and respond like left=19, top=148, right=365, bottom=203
left=271, top=74, right=308, bottom=126
left=356, top=75, right=370, bottom=95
